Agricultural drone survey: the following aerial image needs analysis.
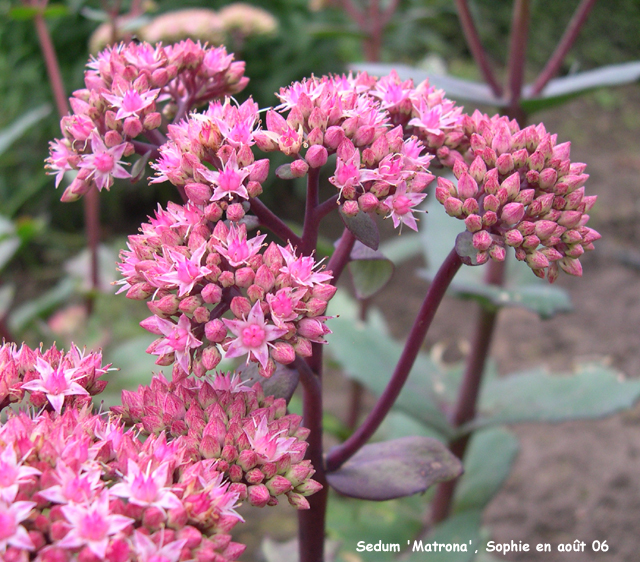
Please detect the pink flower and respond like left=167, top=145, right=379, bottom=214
left=38, top=462, right=102, bottom=505
left=156, top=244, right=212, bottom=297
left=110, top=459, right=182, bottom=511
left=21, top=357, right=90, bottom=414
left=0, top=446, right=41, bottom=503
left=77, top=132, right=131, bottom=191
left=212, top=223, right=266, bottom=267
left=58, top=490, right=133, bottom=559
left=223, top=301, right=287, bottom=369
left=383, top=181, right=427, bottom=232
left=278, top=244, right=333, bottom=287
left=152, top=315, right=203, bottom=373
left=102, top=88, right=160, bottom=121
left=46, top=139, right=76, bottom=188
left=409, top=98, right=462, bottom=135
left=246, top=415, right=296, bottom=463
left=200, top=150, right=250, bottom=201
left=132, top=530, right=187, bottom=562
left=0, top=500, right=36, bottom=553
left=266, top=287, right=305, bottom=327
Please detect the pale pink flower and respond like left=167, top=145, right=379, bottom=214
left=200, top=150, right=250, bottom=201
left=266, top=287, right=305, bottom=327
left=0, top=446, right=41, bottom=503
left=46, top=139, right=76, bottom=187
left=212, top=223, right=266, bottom=267
left=278, top=244, right=333, bottom=287
left=132, top=530, right=187, bottom=562
left=110, top=459, right=182, bottom=511
left=102, top=88, right=160, bottom=121
left=152, top=315, right=203, bottom=373
left=246, top=415, right=296, bottom=463
left=58, top=490, right=133, bottom=559
left=208, top=372, right=251, bottom=393
left=156, top=244, right=212, bottom=297
left=0, top=500, right=36, bottom=553
left=21, top=357, right=90, bottom=414
left=38, top=461, right=103, bottom=505
left=77, top=132, right=131, bottom=191
left=223, top=301, right=288, bottom=369
left=409, top=98, right=462, bottom=135
left=383, top=181, right=426, bottom=232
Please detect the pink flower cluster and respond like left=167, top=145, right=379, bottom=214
left=113, top=372, right=321, bottom=511
left=117, top=202, right=336, bottom=378
left=253, top=70, right=465, bottom=231
left=434, top=112, right=600, bottom=281
left=46, top=40, right=247, bottom=202
left=150, top=98, right=270, bottom=223
left=0, top=344, right=320, bottom=561
left=0, top=342, right=108, bottom=414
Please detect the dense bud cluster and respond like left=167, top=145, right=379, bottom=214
left=0, top=342, right=108, bottom=413
left=117, top=202, right=336, bottom=378
left=0, top=344, right=319, bottom=561
left=46, top=40, right=247, bottom=202
left=435, top=112, right=600, bottom=281
left=113, top=372, right=321, bottom=511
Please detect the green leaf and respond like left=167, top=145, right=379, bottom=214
left=326, top=292, right=454, bottom=437
left=521, top=62, right=640, bottom=113
left=350, top=62, right=505, bottom=106
left=8, top=6, right=40, bottom=20
left=275, top=163, right=296, bottom=180
left=307, top=23, right=367, bottom=40
left=239, top=362, right=299, bottom=403
left=43, top=4, right=69, bottom=18
left=469, top=363, right=640, bottom=430
left=0, top=284, right=15, bottom=318
left=348, top=242, right=394, bottom=299
left=8, top=278, right=75, bottom=333
left=79, top=6, right=109, bottom=21
left=131, top=151, right=152, bottom=183
left=326, top=436, right=463, bottom=501
left=339, top=208, right=379, bottom=250
left=375, top=411, right=446, bottom=443
left=329, top=493, right=424, bottom=562
left=420, top=196, right=572, bottom=319
left=0, top=105, right=51, bottom=156
left=453, top=428, right=519, bottom=513
left=404, top=510, right=482, bottom=562
left=0, top=237, right=20, bottom=272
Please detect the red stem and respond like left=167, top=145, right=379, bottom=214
left=530, top=0, right=598, bottom=96
left=506, top=0, right=530, bottom=109
left=301, top=168, right=321, bottom=256
left=326, top=248, right=463, bottom=471
left=33, top=13, right=67, bottom=119
left=326, top=228, right=356, bottom=283
left=454, top=0, right=503, bottom=99
left=430, top=258, right=506, bottom=523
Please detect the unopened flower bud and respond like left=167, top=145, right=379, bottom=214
left=305, top=145, right=328, bottom=168
left=266, top=475, right=293, bottom=496
left=456, top=173, right=478, bottom=200
left=472, top=230, right=492, bottom=251
left=104, top=130, right=123, bottom=147
left=444, top=197, right=463, bottom=217
left=500, top=202, right=525, bottom=225
left=230, top=296, right=252, bottom=318
left=324, top=126, right=345, bottom=149
left=248, top=484, right=271, bottom=507
left=496, top=153, right=514, bottom=175
left=123, top=116, right=143, bottom=138
left=462, top=197, right=479, bottom=216
left=287, top=491, right=310, bottom=510
left=500, top=172, right=520, bottom=200
left=271, top=341, right=296, bottom=364
left=290, top=159, right=309, bottom=178
left=468, top=156, right=487, bottom=183
left=526, top=250, right=550, bottom=270
left=341, top=200, right=359, bottom=216
left=464, top=214, right=482, bottom=233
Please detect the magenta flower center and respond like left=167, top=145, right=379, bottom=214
left=0, top=462, right=17, bottom=487
left=79, top=511, right=109, bottom=541
left=218, top=168, right=242, bottom=194
left=122, top=90, right=145, bottom=114
left=227, top=239, right=250, bottom=264
left=242, top=324, right=266, bottom=348
left=131, top=474, right=158, bottom=503
left=392, top=195, right=412, bottom=216
left=177, top=260, right=200, bottom=284
left=271, top=294, right=293, bottom=317
left=45, top=369, right=69, bottom=395
left=94, top=152, right=115, bottom=174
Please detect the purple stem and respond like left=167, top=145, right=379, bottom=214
left=531, top=0, right=598, bottom=96
left=301, top=168, right=321, bottom=256
left=506, top=0, right=531, bottom=110
left=326, top=228, right=356, bottom=283
left=454, top=0, right=503, bottom=99
left=131, top=140, right=160, bottom=161
left=249, top=198, right=301, bottom=247
left=325, top=248, right=463, bottom=472
left=314, top=194, right=340, bottom=222
left=430, top=258, right=505, bottom=523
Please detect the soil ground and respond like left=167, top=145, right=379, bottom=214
left=239, top=86, right=640, bottom=561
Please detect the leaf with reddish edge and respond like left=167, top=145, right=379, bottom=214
left=348, top=241, right=394, bottom=299
left=339, top=208, right=379, bottom=250
left=326, top=436, right=462, bottom=501
left=238, top=362, right=300, bottom=403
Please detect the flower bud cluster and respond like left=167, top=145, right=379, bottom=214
left=0, top=342, right=108, bottom=414
left=0, top=345, right=252, bottom=561
left=435, top=112, right=600, bottom=281
left=259, top=70, right=465, bottom=230
left=117, top=201, right=336, bottom=378
left=114, top=372, right=321, bottom=510
left=150, top=97, right=271, bottom=223
left=46, top=40, right=248, bottom=202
